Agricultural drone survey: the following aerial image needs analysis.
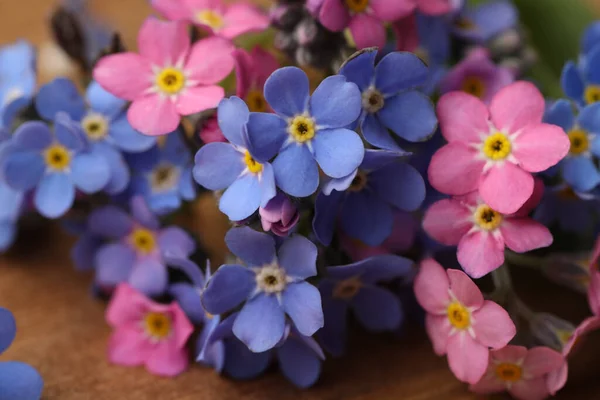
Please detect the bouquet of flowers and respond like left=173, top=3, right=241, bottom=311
left=1, top=0, right=599, bottom=398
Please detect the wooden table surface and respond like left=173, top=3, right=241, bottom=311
left=1, top=1, right=599, bottom=399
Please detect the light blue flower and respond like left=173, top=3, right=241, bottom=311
left=0, top=41, right=36, bottom=129
left=452, top=0, right=518, bottom=44
left=561, top=46, right=600, bottom=106
left=582, top=21, right=600, bottom=56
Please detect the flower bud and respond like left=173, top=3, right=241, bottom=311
left=259, top=193, right=299, bottom=237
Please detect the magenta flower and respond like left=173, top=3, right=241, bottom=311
left=198, top=115, right=227, bottom=144
left=470, top=345, right=565, bottom=400
left=589, top=269, right=600, bottom=315
left=429, top=81, right=570, bottom=214
left=93, top=18, right=234, bottom=136
left=414, top=259, right=516, bottom=384
left=314, top=0, right=414, bottom=49
left=105, top=284, right=194, bottom=377
left=259, top=192, right=299, bottom=237
left=440, top=48, right=514, bottom=104
left=233, top=47, right=279, bottom=112
left=423, top=190, right=552, bottom=278
left=152, top=0, right=269, bottom=39
left=416, top=0, right=454, bottom=15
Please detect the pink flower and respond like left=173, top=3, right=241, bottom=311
left=198, top=114, right=227, bottom=144
left=315, top=0, right=414, bottom=49
left=93, top=18, right=235, bottom=136
left=470, top=345, right=565, bottom=400
left=429, top=81, right=570, bottom=214
left=589, top=269, right=600, bottom=315
left=416, top=0, right=454, bottom=15
left=259, top=192, right=299, bottom=237
left=106, top=283, right=194, bottom=377
left=414, top=259, right=516, bottom=384
left=233, top=47, right=278, bottom=112
left=151, top=0, right=269, bottom=39
left=423, top=189, right=552, bottom=278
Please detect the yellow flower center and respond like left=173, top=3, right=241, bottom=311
left=474, top=204, right=503, bottom=231
left=461, top=76, right=486, bottom=99
left=246, top=89, right=268, bottom=112
left=332, top=276, right=363, bottom=299
left=195, top=9, right=225, bottom=30
left=447, top=301, right=471, bottom=330
left=129, top=228, right=157, bottom=254
left=495, top=363, right=523, bottom=382
left=362, top=88, right=385, bottom=113
left=144, top=312, right=172, bottom=339
left=557, top=329, right=574, bottom=345
left=44, top=144, right=71, bottom=170
left=150, top=163, right=180, bottom=193
left=567, top=128, right=589, bottom=155
left=482, top=132, right=512, bottom=161
left=155, top=67, right=186, bottom=95
left=344, top=0, right=369, bottom=12
left=288, top=115, right=316, bottom=143
left=584, top=85, right=600, bottom=105
left=348, top=170, right=368, bottom=192
left=81, top=113, right=109, bottom=141
left=243, top=151, right=263, bottom=174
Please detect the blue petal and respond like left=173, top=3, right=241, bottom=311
left=54, top=112, right=86, bottom=152
left=196, top=316, right=224, bottom=371
left=313, top=128, right=364, bottom=179
left=225, top=226, right=276, bottom=266
left=278, top=235, right=318, bottom=279
left=129, top=258, right=168, bottom=296
left=562, top=157, right=600, bottom=192
left=88, top=205, right=133, bottom=239
left=273, top=144, right=319, bottom=197
left=361, top=148, right=409, bottom=171
left=312, top=190, right=344, bottom=246
left=0, top=181, right=23, bottom=221
left=1, top=96, right=31, bottom=130
left=35, top=77, right=86, bottom=121
left=130, top=196, right=160, bottom=230
left=12, top=121, right=52, bottom=151
left=233, top=293, right=286, bottom=352
left=322, top=170, right=356, bottom=195
left=561, top=62, right=585, bottom=103
left=164, top=256, right=206, bottom=288
left=360, top=113, right=402, bottom=151
left=340, top=190, right=393, bottom=246
left=70, top=234, right=102, bottom=271
left=577, top=102, right=600, bottom=134
left=375, top=52, right=429, bottom=94
left=217, top=96, right=250, bottom=147
left=544, top=99, right=576, bottom=132
left=179, top=167, right=196, bottom=200
left=310, top=75, right=362, bottom=129
left=316, top=293, right=348, bottom=357
left=339, top=48, right=377, bottom=91
left=282, top=282, right=323, bottom=336
left=277, top=336, right=322, bottom=388
left=223, top=338, right=271, bottom=380
left=466, top=0, right=518, bottom=43
left=246, top=112, right=288, bottom=162
left=161, top=132, right=190, bottom=165
left=259, top=163, right=276, bottom=208
left=193, top=143, right=244, bottom=190
left=585, top=46, right=600, bottom=84
left=591, top=135, right=600, bottom=157
left=0, top=221, right=17, bottom=252
left=109, top=114, right=155, bottom=152
left=3, top=150, right=45, bottom=191
left=264, top=67, right=309, bottom=117
left=33, top=173, right=75, bottom=218
left=71, top=150, right=111, bottom=194
left=378, top=91, right=437, bottom=142
left=0, top=361, right=44, bottom=400
left=93, top=143, right=129, bottom=194
left=158, top=226, right=195, bottom=257
left=369, top=162, right=425, bottom=211
left=219, top=174, right=262, bottom=221
left=418, top=15, right=451, bottom=65
left=350, top=254, right=414, bottom=283
left=202, top=264, right=255, bottom=315
left=95, top=243, right=135, bottom=287
left=86, top=80, right=126, bottom=118
left=0, top=307, right=16, bottom=353
left=350, top=286, right=403, bottom=331
left=582, top=22, right=600, bottom=55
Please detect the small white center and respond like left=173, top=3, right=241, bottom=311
left=255, top=263, right=288, bottom=294
left=149, top=163, right=181, bottom=193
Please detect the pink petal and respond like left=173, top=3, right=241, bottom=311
left=472, top=301, right=516, bottom=349
left=185, top=36, right=235, bottom=85
left=107, top=326, right=152, bottom=366
left=512, top=177, right=544, bottom=217
left=184, top=0, right=223, bottom=10
left=392, top=14, right=419, bottom=52
left=418, top=0, right=453, bottom=15
left=446, top=333, right=490, bottom=384
left=252, top=47, right=279, bottom=90
left=413, top=258, right=451, bottom=314
left=500, top=218, right=553, bottom=253
left=93, top=53, right=152, bottom=101
left=457, top=231, right=505, bottom=278
left=233, top=49, right=253, bottom=99
left=546, top=362, right=568, bottom=395
left=349, top=14, right=386, bottom=50
left=489, top=81, right=545, bottom=133
left=370, top=0, right=415, bottom=21
left=523, top=347, right=565, bottom=378
left=447, top=269, right=484, bottom=309
left=591, top=236, right=600, bottom=268
left=127, top=95, right=180, bottom=136
left=169, top=302, right=194, bottom=348
left=138, top=18, right=190, bottom=66
left=426, top=314, right=451, bottom=356
left=437, top=91, right=490, bottom=143
left=469, top=373, right=507, bottom=395
left=220, top=4, right=269, bottom=39
left=318, top=0, right=350, bottom=31
left=589, top=271, right=600, bottom=315
left=479, top=162, right=534, bottom=215
left=106, top=283, right=150, bottom=326
left=565, top=316, right=600, bottom=354
left=145, top=341, right=189, bottom=377
left=152, top=0, right=192, bottom=20
left=176, top=85, right=224, bottom=115
left=428, top=142, right=485, bottom=195
left=422, top=198, right=472, bottom=246
left=491, top=345, right=527, bottom=363
left=513, top=124, right=570, bottom=173
left=509, top=378, right=550, bottom=400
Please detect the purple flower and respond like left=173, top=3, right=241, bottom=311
left=317, top=255, right=413, bottom=356
left=202, top=227, right=323, bottom=352
left=452, top=0, right=518, bottom=44
left=259, top=193, right=299, bottom=237
left=91, top=196, right=195, bottom=295
left=534, top=184, right=600, bottom=233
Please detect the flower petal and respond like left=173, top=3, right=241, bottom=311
left=87, top=80, right=127, bottom=118
left=318, top=0, right=351, bottom=32
left=560, top=62, right=585, bottom=104
left=176, top=85, right=224, bottom=116
left=282, top=282, right=324, bottom=336
left=127, top=95, right=180, bottom=136
left=233, top=294, right=286, bottom=352
left=88, top=206, right=133, bottom=239
left=145, top=342, right=189, bottom=377
left=185, top=36, right=235, bottom=84
left=278, top=235, right=318, bottom=279
left=500, top=218, right=553, bottom=253
left=95, top=244, right=135, bottom=288
left=310, top=75, right=361, bottom=129
left=264, top=67, right=309, bottom=118
left=131, top=196, right=160, bottom=230
left=273, top=144, right=319, bottom=197
left=457, top=231, right=505, bottom=278
left=413, top=258, right=451, bottom=314
left=378, top=91, right=437, bottom=142
left=225, top=226, right=276, bottom=266
left=513, top=123, right=570, bottom=173
left=158, top=227, right=195, bottom=257
left=193, top=142, right=245, bottom=190
left=447, top=268, right=484, bottom=309
left=109, top=114, right=156, bottom=152
left=428, top=142, right=485, bottom=195
left=246, top=112, right=288, bottom=163
left=3, top=151, right=45, bottom=191
left=349, top=13, right=386, bottom=50
left=375, top=52, right=429, bottom=94
left=369, top=162, right=425, bottom=211
left=490, top=81, right=545, bottom=132
left=169, top=283, right=204, bottom=324
left=479, top=162, right=534, bottom=215
left=351, top=285, right=403, bottom=331
left=0, top=308, right=15, bottom=353
left=426, top=315, right=451, bottom=356
left=217, top=96, right=249, bottom=147
left=35, top=78, right=86, bottom=121
left=313, top=128, right=364, bottom=179
left=202, top=264, right=255, bottom=314
left=446, top=333, right=489, bottom=384
left=138, top=18, right=189, bottom=66
left=0, top=361, right=44, bottom=400
left=437, top=91, right=490, bottom=143
left=219, top=173, right=262, bottom=221
left=129, top=259, right=168, bottom=296
left=34, top=173, right=75, bottom=218
left=340, top=190, right=393, bottom=246
left=423, top=198, right=472, bottom=245
left=544, top=99, right=575, bottom=132
left=312, top=190, right=344, bottom=246
left=339, top=48, right=376, bottom=91
left=277, top=337, right=322, bottom=389
left=523, top=347, right=565, bottom=377
left=509, top=378, right=551, bottom=400
left=316, top=295, right=348, bottom=357
left=360, top=113, right=402, bottom=151
left=93, top=53, right=152, bottom=101
left=71, top=151, right=111, bottom=194
left=220, top=4, right=270, bottom=39
left=472, top=300, right=516, bottom=349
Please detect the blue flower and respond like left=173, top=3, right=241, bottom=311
left=0, top=41, right=36, bottom=129
left=561, top=46, right=600, bottom=106
left=339, top=50, right=437, bottom=151
left=313, top=149, right=425, bottom=246
left=412, top=15, right=451, bottom=95
left=202, top=227, right=323, bottom=352
left=452, top=0, right=518, bottom=44
left=317, top=255, right=413, bottom=357
left=246, top=67, right=364, bottom=197
left=0, top=181, right=23, bottom=252
left=0, top=307, right=44, bottom=400
left=533, top=184, right=600, bottom=233
left=544, top=99, right=600, bottom=191
left=126, top=131, right=195, bottom=215
left=1, top=114, right=110, bottom=218
left=582, top=21, right=600, bottom=56
left=193, top=97, right=276, bottom=221
left=166, top=257, right=212, bottom=325
left=197, top=314, right=325, bottom=388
